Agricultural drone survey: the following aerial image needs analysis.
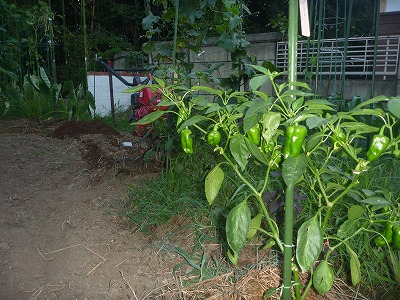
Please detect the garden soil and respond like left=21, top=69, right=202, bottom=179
left=0, top=119, right=177, bottom=300
left=0, top=119, right=354, bottom=300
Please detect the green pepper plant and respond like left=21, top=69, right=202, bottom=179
left=126, top=65, right=400, bottom=298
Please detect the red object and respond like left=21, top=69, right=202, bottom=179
left=132, top=87, right=168, bottom=137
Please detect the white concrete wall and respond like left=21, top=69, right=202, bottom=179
left=87, top=74, right=147, bottom=116
left=382, top=0, right=400, bottom=12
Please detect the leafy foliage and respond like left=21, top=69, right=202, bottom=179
left=131, top=63, right=400, bottom=299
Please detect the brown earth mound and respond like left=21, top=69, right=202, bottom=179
left=52, top=120, right=120, bottom=139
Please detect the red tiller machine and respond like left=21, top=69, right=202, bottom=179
left=96, top=57, right=167, bottom=136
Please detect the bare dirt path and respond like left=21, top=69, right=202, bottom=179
left=0, top=120, right=176, bottom=300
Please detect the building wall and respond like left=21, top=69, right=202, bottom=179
left=380, top=0, right=400, bottom=12
left=88, top=72, right=148, bottom=117
left=92, top=31, right=399, bottom=117
left=379, top=12, right=400, bottom=35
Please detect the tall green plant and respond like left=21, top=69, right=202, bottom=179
left=128, top=65, right=400, bottom=298
left=1, top=67, right=95, bottom=120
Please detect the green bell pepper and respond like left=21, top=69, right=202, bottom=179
left=384, top=222, right=394, bottom=244
left=393, top=225, right=400, bottom=250
left=367, top=127, right=390, bottom=162
left=333, top=128, right=346, bottom=143
left=375, top=236, right=386, bottom=247
left=284, top=124, right=308, bottom=159
left=207, top=129, right=221, bottom=146
left=181, top=127, right=193, bottom=154
left=247, top=124, right=261, bottom=145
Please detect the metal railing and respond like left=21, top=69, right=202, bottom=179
left=276, top=36, right=400, bottom=76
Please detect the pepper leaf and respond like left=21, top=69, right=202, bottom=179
left=282, top=155, right=308, bottom=188
left=134, top=110, right=169, bottom=125
left=388, top=98, right=400, bottom=119
left=296, top=215, right=323, bottom=272
left=178, top=115, right=208, bottom=132
left=359, top=197, right=390, bottom=205
left=260, top=112, right=281, bottom=143
left=245, top=138, right=268, bottom=165
left=313, top=261, right=334, bottom=294
left=337, top=219, right=359, bottom=239
left=249, top=74, right=268, bottom=91
left=247, top=214, right=263, bottom=241
left=306, top=116, right=329, bottom=129
left=348, top=205, right=366, bottom=220
left=205, top=165, right=224, bottom=205
left=230, top=135, right=250, bottom=171
left=347, top=245, right=361, bottom=285
left=226, top=200, right=251, bottom=256
left=191, top=85, right=223, bottom=97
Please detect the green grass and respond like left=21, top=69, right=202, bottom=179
left=114, top=144, right=224, bottom=233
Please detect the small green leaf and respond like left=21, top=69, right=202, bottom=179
left=354, top=95, right=388, bottom=109
left=349, top=108, right=386, bottom=118
left=306, top=132, right=324, bottom=151
left=243, top=102, right=268, bottom=132
left=191, top=85, right=223, bottom=97
left=347, top=246, right=361, bottom=285
left=388, top=98, right=400, bottom=119
left=205, top=165, right=225, bottom=205
left=135, top=110, right=167, bottom=125
left=306, top=116, right=329, bottom=129
left=337, top=220, right=358, bottom=239
left=227, top=248, right=239, bottom=265
left=291, top=97, right=304, bottom=111
left=230, top=135, right=251, bottom=171
left=282, top=89, right=314, bottom=97
left=245, top=138, right=268, bottom=164
left=313, top=261, right=334, bottom=294
left=253, top=90, right=270, bottom=102
left=248, top=64, right=270, bottom=75
left=296, top=216, right=323, bottom=272
left=29, top=74, right=40, bottom=90
left=359, top=197, right=390, bottom=205
left=226, top=201, right=251, bottom=255
left=178, top=115, right=208, bottom=131
left=260, top=112, right=281, bottom=142
left=142, top=13, right=160, bottom=30
left=305, top=99, right=335, bottom=107
left=288, top=81, right=312, bottom=90
left=348, top=205, right=366, bottom=220
left=340, top=122, right=379, bottom=133
left=124, top=84, right=159, bottom=93
left=249, top=75, right=268, bottom=91
left=264, top=288, right=279, bottom=299
left=247, top=214, right=263, bottom=241
left=282, top=155, right=308, bottom=188
left=39, top=67, right=51, bottom=89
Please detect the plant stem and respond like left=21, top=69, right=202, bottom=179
left=220, top=150, right=282, bottom=251
left=300, top=274, right=314, bottom=300
left=292, top=264, right=301, bottom=299
left=282, top=183, right=295, bottom=300
left=322, top=173, right=360, bottom=230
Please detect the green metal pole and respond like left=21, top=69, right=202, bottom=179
left=288, top=0, right=299, bottom=85
left=341, top=0, right=353, bottom=100
left=315, top=0, right=325, bottom=95
left=371, top=0, right=381, bottom=98
left=283, top=2, right=299, bottom=299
